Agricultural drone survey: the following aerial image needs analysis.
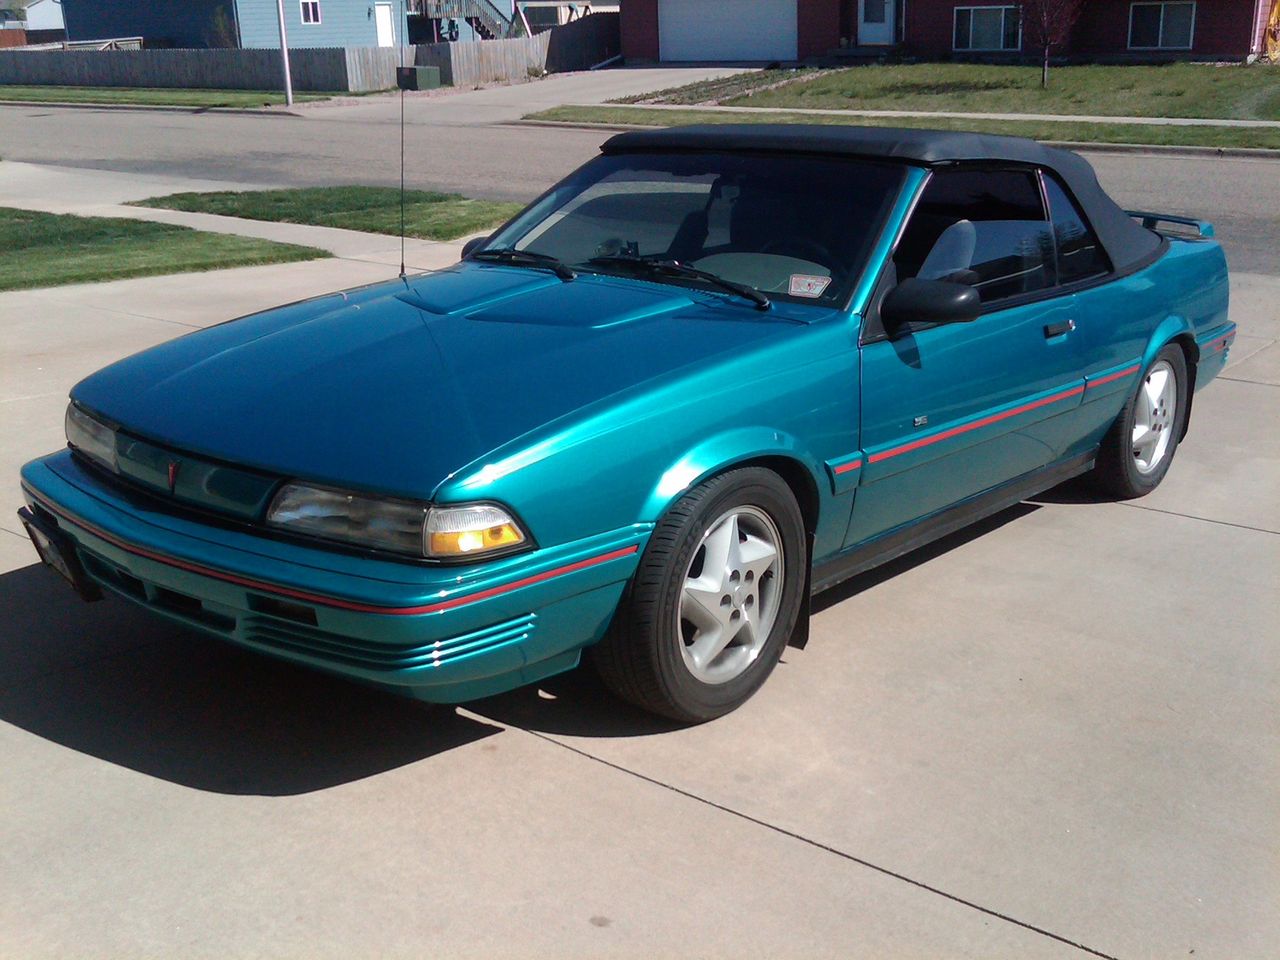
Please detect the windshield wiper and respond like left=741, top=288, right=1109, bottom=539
left=586, top=255, right=771, bottom=311
left=469, top=247, right=576, bottom=281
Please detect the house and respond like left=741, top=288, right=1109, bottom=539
left=620, top=0, right=1274, bottom=63
left=0, top=6, right=25, bottom=47
left=62, top=0, right=410, bottom=49
left=24, top=0, right=65, bottom=32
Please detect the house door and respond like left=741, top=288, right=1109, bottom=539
left=374, top=2, right=395, bottom=46
left=858, top=0, right=895, bottom=44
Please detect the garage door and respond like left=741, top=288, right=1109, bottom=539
left=658, top=0, right=798, bottom=61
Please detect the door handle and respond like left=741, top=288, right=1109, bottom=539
left=1044, top=319, right=1076, bottom=339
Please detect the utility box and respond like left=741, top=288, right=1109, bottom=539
left=396, top=65, right=442, bottom=90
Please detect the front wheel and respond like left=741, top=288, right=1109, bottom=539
left=1091, top=344, right=1189, bottom=499
left=592, top=468, right=806, bottom=723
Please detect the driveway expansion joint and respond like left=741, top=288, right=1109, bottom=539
left=521, top=727, right=1123, bottom=960
left=1115, top=501, right=1279, bottom=536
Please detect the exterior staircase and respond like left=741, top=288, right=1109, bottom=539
left=422, top=0, right=521, bottom=40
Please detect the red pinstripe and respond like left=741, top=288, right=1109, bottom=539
left=1086, top=364, right=1140, bottom=389
left=833, top=458, right=862, bottom=475
left=25, top=490, right=638, bottom=617
left=867, top=385, right=1085, bottom=465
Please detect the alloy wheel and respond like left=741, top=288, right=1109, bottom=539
left=1132, top=359, right=1177, bottom=474
left=676, top=505, right=784, bottom=685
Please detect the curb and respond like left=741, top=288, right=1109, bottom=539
left=1041, top=140, right=1280, bottom=159
left=514, top=119, right=1280, bottom=159
left=515, top=118, right=652, bottom=133
left=0, top=99, right=304, bottom=116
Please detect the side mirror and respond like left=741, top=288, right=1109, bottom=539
left=461, top=235, right=490, bottom=260
left=881, top=278, right=981, bottom=329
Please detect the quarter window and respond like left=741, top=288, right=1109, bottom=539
left=953, top=6, right=1021, bottom=51
left=1128, top=2, right=1195, bottom=49
left=894, top=168, right=1055, bottom=305
left=300, top=1, right=321, bottom=25
left=1042, top=174, right=1111, bottom=284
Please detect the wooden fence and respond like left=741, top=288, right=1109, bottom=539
left=0, top=46, right=399, bottom=92
left=414, top=31, right=550, bottom=86
left=0, top=14, right=621, bottom=92
left=546, top=13, right=620, bottom=73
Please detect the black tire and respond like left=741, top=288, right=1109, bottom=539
left=592, top=467, right=806, bottom=723
left=1091, top=343, right=1189, bottom=499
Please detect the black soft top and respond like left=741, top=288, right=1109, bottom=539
left=602, top=124, right=1162, bottom=275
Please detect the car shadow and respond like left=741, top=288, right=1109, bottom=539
left=0, top=485, right=1077, bottom=776
left=1024, top=473, right=1107, bottom=506
left=0, top=563, right=502, bottom=796
left=476, top=499, right=1046, bottom=738
left=811, top=501, right=1040, bottom=613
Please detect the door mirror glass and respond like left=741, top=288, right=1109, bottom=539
left=881, top=278, right=982, bottom=329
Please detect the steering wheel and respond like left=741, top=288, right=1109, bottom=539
left=760, top=237, right=837, bottom=269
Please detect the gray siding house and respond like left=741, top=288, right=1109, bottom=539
left=64, top=0, right=409, bottom=48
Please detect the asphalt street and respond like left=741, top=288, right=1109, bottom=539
left=0, top=75, right=1277, bottom=959
left=1, top=79, right=1277, bottom=273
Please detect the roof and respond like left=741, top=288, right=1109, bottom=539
left=601, top=124, right=1163, bottom=275
left=602, top=124, right=1074, bottom=168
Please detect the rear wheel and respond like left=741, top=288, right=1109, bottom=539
left=1092, top=344, right=1188, bottom=499
left=593, top=468, right=806, bottom=723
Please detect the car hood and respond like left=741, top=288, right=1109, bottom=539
left=71, top=264, right=821, bottom=498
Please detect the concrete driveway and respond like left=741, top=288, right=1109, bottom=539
left=1, top=167, right=1277, bottom=957
left=293, top=64, right=751, bottom=126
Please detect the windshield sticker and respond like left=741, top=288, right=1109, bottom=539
left=789, top=274, right=831, bottom=299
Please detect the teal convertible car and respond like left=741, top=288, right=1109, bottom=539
left=19, top=126, right=1235, bottom=721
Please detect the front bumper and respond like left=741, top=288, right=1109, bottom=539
left=20, top=451, right=648, bottom=702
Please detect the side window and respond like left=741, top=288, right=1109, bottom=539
left=1042, top=173, right=1111, bottom=284
left=894, top=168, right=1055, bottom=305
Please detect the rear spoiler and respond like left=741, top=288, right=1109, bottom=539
left=1126, top=210, right=1215, bottom=238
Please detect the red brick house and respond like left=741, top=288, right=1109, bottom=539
left=621, top=0, right=1274, bottom=62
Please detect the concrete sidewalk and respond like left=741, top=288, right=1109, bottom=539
left=0, top=161, right=471, bottom=273
left=562, top=101, right=1280, bottom=128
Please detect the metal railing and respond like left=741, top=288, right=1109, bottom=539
left=422, top=0, right=519, bottom=39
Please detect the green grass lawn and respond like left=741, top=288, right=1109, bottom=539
left=526, top=105, right=1280, bottom=150
left=0, top=85, right=332, bottom=108
left=719, top=63, right=1280, bottom=121
left=135, top=186, right=524, bottom=242
left=0, top=208, right=327, bottom=292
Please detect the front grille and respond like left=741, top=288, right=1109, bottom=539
left=242, top=613, right=537, bottom=672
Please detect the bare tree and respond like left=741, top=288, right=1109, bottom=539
left=206, top=3, right=238, bottom=48
left=1020, top=0, right=1085, bottom=89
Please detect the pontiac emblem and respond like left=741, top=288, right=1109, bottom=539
left=166, top=460, right=181, bottom=493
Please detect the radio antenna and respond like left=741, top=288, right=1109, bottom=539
left=398, top=0, right=407, bottom=279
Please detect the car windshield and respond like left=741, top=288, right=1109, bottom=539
left=482, top=151, right=909, bottom=308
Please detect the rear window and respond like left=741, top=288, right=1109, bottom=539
left=1043, top=173, right=1111, bottom=284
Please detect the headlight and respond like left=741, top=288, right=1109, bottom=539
left=267, top=483, right=430, bottom=556
left=266, top=483, right=527, bottom=560
left=65, top=403, right=118, bottom=472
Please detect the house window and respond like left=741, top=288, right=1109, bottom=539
left=953, top=6, right=1021, bottom=51
left=300, top=1, right=322, bottom=25
left=1129, top=2, right=1195, bottom=49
